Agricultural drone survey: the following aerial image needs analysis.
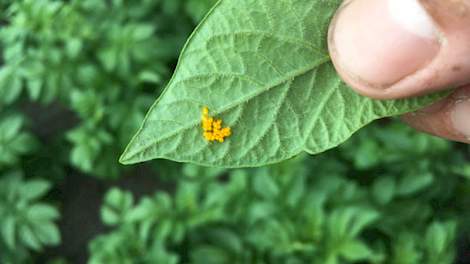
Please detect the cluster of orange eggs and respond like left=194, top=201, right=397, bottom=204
left=201, top=107, right=231, bottom=143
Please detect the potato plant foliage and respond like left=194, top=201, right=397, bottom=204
left=0, top=0, right=468, bottom=263
left=121, top=0, right=445, bottom=167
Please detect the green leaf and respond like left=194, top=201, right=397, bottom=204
left=26, top=79, right=42, bottom=101
left=27, top=204, right=60, bottom=221
left=372, top=176, right=396, bottom=205
left=191, top=246, right=231, bottom=264
left=0, top=115, right=23, bottom=140
left=0, top=67, right=22, bottom=104
left=19, top=225, right=41, bottom=251
left=34, top=222, right=61, bottom=246
left=327, top=208, right=379, bottom=239
left=253, top=170, right=279, bottom=199
left=426, top=223, right=446, bottom=253
left=391, top=233, right=422, bottom=264
left=348, top=209, right=380, bottom=237
left=66, top=38, right=83, bottom=58
left=101, top=188, right=134, bottom=225
left=452, top=164, right=470, bottom=180
left=0, top=216, right=16, bottom=249
left=339, top=240, right=373, bottom=262
left=397, top=172, right=434, bottom=196
left=205, top=228, right=243, bottom=254
left=424, top=221, right=456, bottom=263
left=19, top=180, right=51, bottom=201
left=132, top=24, right=155, bottom=40
left=120, top=0, right=447, bottom=167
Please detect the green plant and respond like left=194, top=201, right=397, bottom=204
left=92, top=123, right=468, bottom=263
left=0, top=171, right=60, bottom=264
left=0, top=113, right=37, bottom=168
left=0, top=0, right=214, bottom=262
left=0, top=0, right=209, bottom=178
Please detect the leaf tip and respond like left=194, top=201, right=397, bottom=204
left=119, top=147, right=137, bottom=165
left=119, top=130, right=145, bottom=165
left=118, top=153, right=131, bottom=165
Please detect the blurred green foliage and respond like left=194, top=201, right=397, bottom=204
left=88, top=123, right=469, bottom=264
left=0, top=0, right=468, bottom=263
left=0, top=171, right=60, bottom=263
left=0, top=0, right=211, bottom=179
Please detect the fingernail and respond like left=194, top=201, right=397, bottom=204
left=451, top=98, right=470, bottom=140
left=330, top=0, right=441, bottom=88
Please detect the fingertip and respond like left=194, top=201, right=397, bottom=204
left=402, top=86, right=470, bottom=144
left=329, top=0, right=470, bottom=100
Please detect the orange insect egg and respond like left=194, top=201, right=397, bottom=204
left=201, top=107, right=231, bottom=143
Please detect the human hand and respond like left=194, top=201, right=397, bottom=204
left=329, top=0, right=470, bottom=143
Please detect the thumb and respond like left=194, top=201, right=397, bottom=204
left=328, top=0, right=470, bottom=144
left=328, top=0, right=470, bottom=100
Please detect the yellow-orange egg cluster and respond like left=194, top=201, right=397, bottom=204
left=201, top=107, right=231, bottom=143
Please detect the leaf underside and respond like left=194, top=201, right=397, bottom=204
left=120, top=0, right=446, bottom=168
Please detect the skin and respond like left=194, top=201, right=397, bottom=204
left=328, top=0, right=470, bottom=144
